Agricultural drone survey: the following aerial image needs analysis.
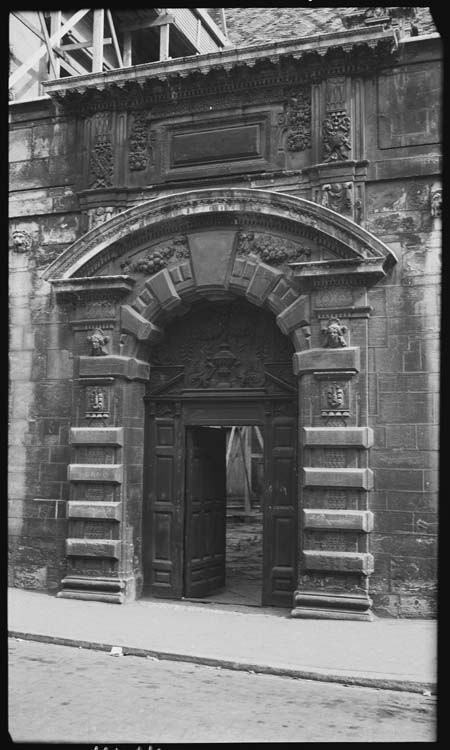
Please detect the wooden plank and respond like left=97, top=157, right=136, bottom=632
left=38, top=12, right=58, bottom=77
left=57, top=38, right=112, bottom=51
left=119, top=14, right=174, bottom=32
left=92, top=9, right=104, bottom=73
left=123, top=32, right=132, bottom=66
left=50, top=11, right=61, bottom=78
left=9, top=8, right=90, bottom=88
left=159, top=23, right=170, bottom=61
left=106, top=9, right=123, bottom=68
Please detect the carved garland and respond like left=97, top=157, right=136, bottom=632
left=120, top=235, right=190, bottom=275
left=236, top=230, right=311, bottom=265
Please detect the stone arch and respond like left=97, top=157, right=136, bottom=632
left=46, top=187, right=396, bottom=361
left=50, top=188, right=396, bottom=616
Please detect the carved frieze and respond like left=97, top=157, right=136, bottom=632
left=279, top=91, right=312, bottom=152
left=236, top=231, right=311, bottom=266
left=121, top=236, right=189, bottom=275
left=322, top=111, right=351, bottom=162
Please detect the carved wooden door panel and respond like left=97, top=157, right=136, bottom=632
left=184, top=427, right=227, bottom=598
left=262, top=404, right=297, bottom=607
left=144, top=407, right=184, bottom=599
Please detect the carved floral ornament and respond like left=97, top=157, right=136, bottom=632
left=237, top=230, right=311, bottom=265
left=278, top=92, right=312, bottom=152
left=121, top=236, right=190, bottom=275
left=322, top=111, right=351, bottom=162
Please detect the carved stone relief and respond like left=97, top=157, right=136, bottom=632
left=149, top=300, right=294, bottom=393
left=321, top=183, right=353, bottom=216
left=430, top=184, right=442, bottom=218
left=279, top=91, right=312, bottom=152
left=121, top=236, right=189, bottom=275
left=128, top=112, right=153, bottom=171
left=321, top=318, right=348, bottom=348
left=86, top=206, right=117, bottom=232
left=236, top=230, right=311, bottom=265
left=322, top=111, right=351, bottom=162
left=11, top=229, right=32, bottom=253
left=87, top=329, right=110, bottom=356
left=85, top=385, right=110, bottom=420
left=89, top=113, right=114, bottom=188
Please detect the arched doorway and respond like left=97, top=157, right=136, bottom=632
left=143, top=299, right=298, bottom=607
left=46, top=188, right=396, bottom=619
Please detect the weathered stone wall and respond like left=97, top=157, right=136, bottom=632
left=9, top=102, right=80, bottom=591
left=8, top=32, right=440, bottom=616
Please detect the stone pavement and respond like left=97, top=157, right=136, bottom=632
left=8, top=587, right=437, bottom=694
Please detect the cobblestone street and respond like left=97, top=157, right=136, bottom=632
left=8, top=639, right=436, bottom=743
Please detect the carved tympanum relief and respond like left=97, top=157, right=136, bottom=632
left=149, top=300, right=295, bottom=393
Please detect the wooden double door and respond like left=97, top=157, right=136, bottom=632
left=143, top=398, right=298, bottom=607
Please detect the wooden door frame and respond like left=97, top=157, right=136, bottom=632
left=144, top=393, right=298, bottom=604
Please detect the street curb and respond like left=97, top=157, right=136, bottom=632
left=8, top=630, right=436, bottom=695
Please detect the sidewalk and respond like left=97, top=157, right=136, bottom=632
left=8, top=587, right=437, bottom=694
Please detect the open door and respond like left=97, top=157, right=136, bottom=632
left=185, top=427, right=227, bottom=598
left=262, top=405, right=297, bottom=607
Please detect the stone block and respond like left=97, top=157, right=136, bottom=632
left=370, top=533, right=437, bottom=557
left=378, top=393, right=430, bottom=424
left=70, top=427, right=124, bottom=446
left=387, top=491, right=437, bottom=513
left=67, top=501, right=121, bottom=520
left=303, top=509, right=374, bottom=531
left=266, top=278, right=298, bottom=315
left=66, top=539, right=121, bottom=559
left=423, top=470, right=439, bottom=493
left=79, top=356, right=150, bottom=381
left=68, top=464, right=123, bottom=483
left=303, top=467, right=374, bottom=490
left=373, top=510, right=414, bottom=533
left=294, top=347, right=360, bottom=374
left=416, top=425, right=439, bottom=451
left=229, top=257, right=258, bottom=294
left=302, top=427, right=374, bottom=447
left=245, top=263, right=283, bottom=306
left=46, top=349, right=73, bottom=380
left=375, top=468, right=423, bottom=492
left=385, top=425, right=417, bottom=448
left=9, top=351, right=33, bottom=380
left=9, top=127, right=33, bottom=161
left=120, top=305, right=163, bottom=343
left=188, top=231, right=235, bottom=290
left=303, top=551, right=374, bottom=574
left=276, top=295, right=309, bottom=336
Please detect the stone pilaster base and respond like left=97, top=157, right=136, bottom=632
left=57, top=575, right=136, bottom=604
left=291, top=591, right=374, bottom=621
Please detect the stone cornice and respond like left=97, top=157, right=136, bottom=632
left=42, top=25, right=396, bottom=101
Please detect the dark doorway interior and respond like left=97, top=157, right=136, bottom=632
left=184, top=425, right=264, bottom=607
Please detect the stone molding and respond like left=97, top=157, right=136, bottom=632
left=67, top=501, right=122, bottom=520
left=66, top=539, right=121, bottom=559
left=303, top=467, right=374, bottom=490
left=294, top=347, right=360, bottom=374
left=67, top=463, right=123, bottom=483
left=79, top=356, right=150, bottom=381
left=42, top=189, right=397, bottom=281
left=302, top=509, right=374, bottom=532
left=302, top=426, right=374, bottom=447
left=303, top=550, right=374, bottom=575
left=70, top=427, right=124, bottom=446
